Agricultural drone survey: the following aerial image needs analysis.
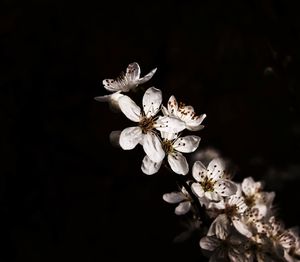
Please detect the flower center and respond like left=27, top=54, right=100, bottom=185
left=201, top=177, right=215, bottom=192
left=245, top=195, right=255, bottom=207
left=162, top=139, right=174, bottom=154
left=225, top=204, right=238, bottom=217
left=139, top=116, right=155, bottom=134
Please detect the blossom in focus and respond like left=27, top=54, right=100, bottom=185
left=162, top=95, right=206, bottom=131
left=118, top=87, right=185, bottom=163
left=142, top=131, right=201, bottom=175
left=191, top=158, right=237, bottom=202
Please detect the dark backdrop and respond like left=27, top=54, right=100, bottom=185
left=1, top=0, right=300, bottom=261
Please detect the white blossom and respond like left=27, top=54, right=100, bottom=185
left=94, top=62, right=157, bottom=108
left=241, top=176, right=275, bottom=219
left=103, top=62, right=157, bottom=93
left=163, top=186, right=192, bottom=215
left=162, top=95, right=206, bottom=131
left=208, top=195, right=252, bottom=238
left=191, top=158, right=237, bottom=202
left=118, top=87, right=185, bottom=164
left=142, top=132, right=201, bottom=175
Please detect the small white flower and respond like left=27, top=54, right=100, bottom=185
left=142, top=132, right=201, bottom=175
left=163, top=187, right=192, bottom=215
left=103, top=62, right=157, bottom=93
left=208, top=195, right=252, bottom=238
left=191, top=158, right=237, bottom=202
left=118, top=87, right=185, bottom=163
left=94, top=62, right=157, bottom=108
left=242, top=176, right=275, bottom=219
left=162, top=95, right=206, bottom=131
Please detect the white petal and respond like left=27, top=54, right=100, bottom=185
left=207, top=158, right=225, bottom=181
left=141, top=155, right=162, bottom=175
left=163, top=192, right=186, bottom=203
left=142, top=132, right=165, bottom=162
left=214, top=179, right=237, bottom=197
left=173, top=135, right=201, bottom=153
left=102, top=78, right=123, bottom=92
left=155, top=116, right=186, bottom=133
left=242, top=177, right=262, bottom=196
left=167, top=95, right=178, bottom=115
left=208, top=200, right=226, bottom=210
left=232, top=217, right=253, bottom=238
left=160, top=131, right=178, bottom=140
left=200, top=236, right=220, bottom=251
left=192, top=160, right=207, bottom=182
left=119, top=127, right=143, bottom=150
left=175, top=201, right=191, bottom=215
left=118, top=95, right=141, bottom=122
left=125, top=62, right=141, bottom=82
left=137, top=68, right=157, bottom=85
left=185, top=113, right=207, bottom=131
left=142, top=87, right=162, bottom=117
left=204, top=191, right=221, bottom=201
left=168, top=153, right=189, bottom=175
left=191, top=182, right=204, bottom=198
left=161, top=105, right=170, bottom=116
left=208, top=214, right=230, bottom=240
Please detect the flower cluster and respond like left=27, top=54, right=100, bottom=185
left=96, top=62, right=300, bottom=261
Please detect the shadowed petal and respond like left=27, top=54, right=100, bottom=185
left=143, top=133, right=165, bottom=162
left=142, top=87, right=162, bottom=117
left=141, top=155, right=162, bottom=175
left=173, top=135, right=201, bottom=153
left=168, top=152, right=189, bottom=175
left=118, top=95, right=141, bottom=122
left=175, top=201, right=191, bottom=215
left=119, top=127, right=142, bottom=150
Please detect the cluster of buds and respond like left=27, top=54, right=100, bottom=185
left=95, top=62, right=300, bottom=261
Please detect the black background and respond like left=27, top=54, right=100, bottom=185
left=1, top=0, right=300, bottom=261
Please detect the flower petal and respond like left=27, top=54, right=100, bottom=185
left=141, top=155, right=162, bottom=175
left=173, top=135, right=201, bottom=153
left=200, top=236, right=220, bottom=251
left=242, top=177, right=262, bottom=197
left=192, top=160, right=207, bottom=182
left=207, top=158, right=225, bottom=181
left=163, top=192, right=186, bottom=203
left=142, top=132, right=165, bottom=162
left=175, top=201, right=191, bottom=215
left=138, top=68, right=157, bottom=85
left=168, top=152, right=189, bottom=175
left=208, top=214, right=230, bottom=240
left=142, top=87, right=162, bottom=117
left=119, top=127, right=143, bottom=150
left=125, top=62, right=141, bottom=82
left=186, top=113, right=207, bottom=131
left=191, top=182, right=204, bottom=198
left=204, top=191, right=221, bottom=201
left=118, top=95, right=141, bottom=122
left=232, top=217, right=253, bottom=238
left=155, top=116, right=186, bottom=133
left=214, top=179, right=237, bottom=197
left=167, top=95, right=178, bottom=115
